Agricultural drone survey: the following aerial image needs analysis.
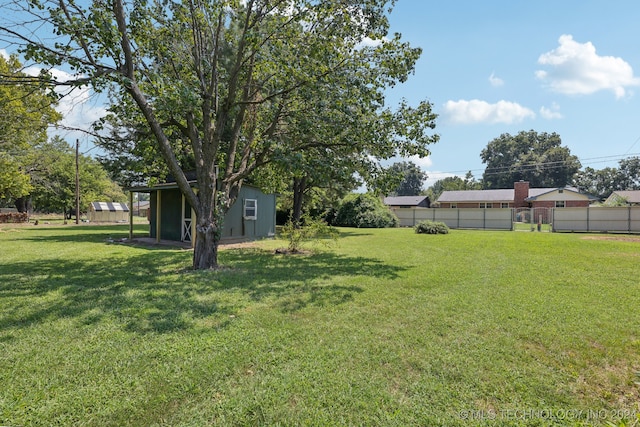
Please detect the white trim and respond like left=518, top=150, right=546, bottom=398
left=244, top=199, right=257, bottom=220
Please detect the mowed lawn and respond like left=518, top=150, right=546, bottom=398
left=1, top=224, right=639, bottom=426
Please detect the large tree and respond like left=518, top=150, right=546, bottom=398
left=572, top=156, right=640, bottom=199
left=425, top=171, right=481, bottom=201
left=480, top=130, right=581, bottom=189
left=28, top=136, right=127, bottom=215
left=0, top=0, right=436, bottom=269
left=386, top=161, right=428, bottom=196
left=0, top=54, right=61, bottom=209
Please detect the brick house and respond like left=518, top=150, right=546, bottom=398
left=436, top=181, right=597, bottom=209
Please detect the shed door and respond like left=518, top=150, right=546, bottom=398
left=181, top=195, right=193, bottom=242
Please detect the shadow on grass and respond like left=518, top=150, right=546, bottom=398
left=0, top=244, right=404, bottom=334
left=11, top=225, right=148, bottom=244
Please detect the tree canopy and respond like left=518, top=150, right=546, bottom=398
left=0, top=54, right=61, bottom=204
left=573, top=156, right=640, bottom=199
left=386, top=161, right=428, bottom=196
left=0, top=0, right=438, bottom=269
left=480, top=130, right=581, bottom=189
left=425, top=171, right=481, bottom=202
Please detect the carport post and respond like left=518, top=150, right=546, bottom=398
left=128, top=191, right=134, bottom=240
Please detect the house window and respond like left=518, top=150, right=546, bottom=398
left=486, top=203, right=492, bottom=208
left=501, top=203, right=510, bottom=208
left=555, top=201, right=565, bottom=208
left=244, top=199, right=257, bottom=220
left=451, top=203, right=457, bottom=209
left=479, top=203, right=486, bottom=208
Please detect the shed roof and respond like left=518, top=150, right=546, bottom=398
left=91, top=202, right=130, bottom=212
left=384, top=196, right=429, bottom=206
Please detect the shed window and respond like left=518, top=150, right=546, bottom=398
left=555, top=201, right=565, bottom=208
left=244, top=199, right=257, bottom=220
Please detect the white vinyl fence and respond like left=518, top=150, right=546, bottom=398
left=552, top=207, right=640, bottom=233
left=393, top=208, right=513, bottom=230
left=392, top=206, right=640, bottom=233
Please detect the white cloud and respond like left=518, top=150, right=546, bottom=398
left=355, top=36, right=386, bottom=50
left=443, top=99, right=535, bottom=125
left=489, top=72, right=504, bottom=87
left=536, top=34, right=640, bottom=98
left=539, top=102, right=563, bottom=120
left=23, top=65, right=106, bottom=140
left=408, top=154, right=433, bottom=170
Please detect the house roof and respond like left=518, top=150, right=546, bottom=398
left=437, top=189, right=514, bottom=203
left=608, top=190, right=640, bottom=203
left=384, top=196, right=429, bottom=206
left=525, top=187, right=597, bottom=201
left=436, top=186, right=594, bottom=203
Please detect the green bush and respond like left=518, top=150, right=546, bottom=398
left=280, top=215, right=339, bottom=253
left=414, top=220, right=449, bottom=235
left=335, top=193, right=398, bottom=228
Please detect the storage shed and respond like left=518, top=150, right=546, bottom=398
left=89, top=202, right=130, bottom=222
left=127, top=180, right=276, bottom=246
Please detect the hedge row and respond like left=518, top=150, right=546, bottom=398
left=0, top=212, right=29, bottom=223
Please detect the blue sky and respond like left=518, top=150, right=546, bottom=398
left=3, top=1, right=640, bottom=187
left=385, top=0, right=640, bottom=186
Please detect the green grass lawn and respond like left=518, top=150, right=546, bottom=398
left=1, top=224, right=639, bottom=426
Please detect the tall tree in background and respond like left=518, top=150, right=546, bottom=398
left=425, top=171, right=481, bottom=201
left=0, top=54, right=61, bottom=210
left=0, top=0, right=437, bottom=269
left=480, top=130, right=581, bottom=189
left=387, top=161, right=428, bottom=196
left=573, top=156, right=640, bottom=199
left=572, top=166, right=622, bottom=200
left=28, top=136, right=126, bottom=215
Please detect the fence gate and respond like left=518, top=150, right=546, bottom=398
left=513, top=207, right=552, bottom=231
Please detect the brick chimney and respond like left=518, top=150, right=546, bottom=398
left=514, top=181, right=529, bottom=208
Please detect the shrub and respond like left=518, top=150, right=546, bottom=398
left=335, top=193, right=398, bottom=228
left=279, top=215, right=339, bottom=253
left=414, top=220, right=449, bottom=235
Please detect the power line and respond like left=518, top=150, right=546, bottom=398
left=437, top=152, right=640, bottom=179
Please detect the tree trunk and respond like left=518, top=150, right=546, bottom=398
left=14, top=196, right=31, bottom=213
left=292, top=176, right=307, bottom=227
left=193, top=217, right=220, bottom=270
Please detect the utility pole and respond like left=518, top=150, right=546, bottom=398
left=75, top=139, right=80, bottom=225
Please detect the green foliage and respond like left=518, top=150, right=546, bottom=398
left=425, top=171, right=482, bottom=201
left=481, top=130, right=581, bottom=189
left=414, top=220, right=449, bottom=234
left=335, top=193, right=398, bottom=228
left=387, top=161, right=428, bottom=196
left=602, top=194, right=629, bottom=207
left=26, top=137, right=127, bottom=213
left=574, top=157, right=640, bottom=199
left=279, top=215, right=339, bottom=253
left=0, top=54, right=61, bottom=202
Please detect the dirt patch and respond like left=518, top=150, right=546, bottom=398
left=581, top=235, right=640, bottom=243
